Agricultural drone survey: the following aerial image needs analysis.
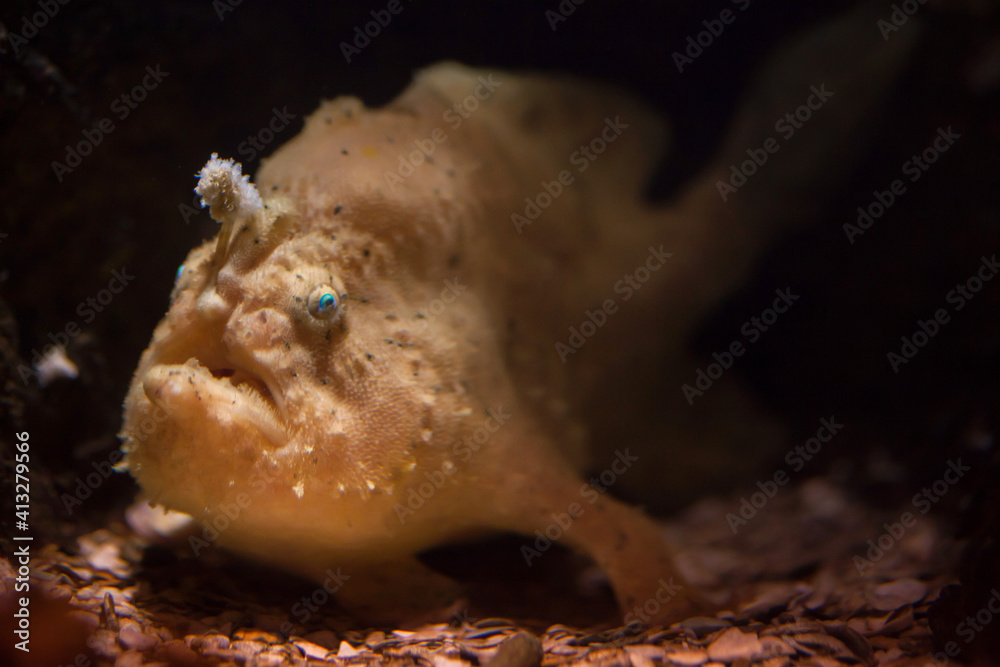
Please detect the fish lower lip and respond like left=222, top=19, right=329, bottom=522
left=143, top=360, right=288, bottom=447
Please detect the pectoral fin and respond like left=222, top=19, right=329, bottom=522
left=335, top=555, right=465, bottom=626
left=479, top=430, right=708, bottom=625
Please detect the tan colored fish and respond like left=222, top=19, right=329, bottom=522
left=120, top=9, right=915, bottom=624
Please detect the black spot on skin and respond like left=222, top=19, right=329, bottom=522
left=238, top=223, right=250, bottom=234
left=253, top=238, right=260, bottom=244
left=325, top=329, right=333, bottom=342
left=321, top=378, right=329, bottom=385
left=415, top=313, right=425, bottom=319
left=271, top=185, right=278, bottom=191
left=344, top=108, right=353, bottom=118
left=295, top=274, right=304, bottom=280
left=385, top=314, right=397, bottom=321
left=363, top=248, right=371, bottom=257
left=294, top=296, right=302, bottom=303
left=283, top=341, right=292, bottom=350
left=333, top=205, right=343, bottom=215
left=366, top=353, right=374, bottom=361
left=290, top=370, right=297, bottom=377
left=384, top=338, right=394, bottom=345
left=341, top=149, right=349, bottom=155
left=448, top=253, right=460, bottom=268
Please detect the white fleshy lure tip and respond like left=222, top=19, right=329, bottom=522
left=195, top=152, right=263, bottom=221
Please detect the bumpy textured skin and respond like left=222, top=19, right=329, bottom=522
left=121, top=13, right=915, bottom=625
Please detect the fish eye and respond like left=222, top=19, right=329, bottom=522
left=307, top=284, right=341, bottom=320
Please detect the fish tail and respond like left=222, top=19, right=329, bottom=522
left=662, top=5, right=921, bottom=312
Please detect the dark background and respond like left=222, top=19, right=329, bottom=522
left=0, top=0, right=998, bottom=630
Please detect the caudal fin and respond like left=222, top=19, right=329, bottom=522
left=679, top=5, right=921, bottom=234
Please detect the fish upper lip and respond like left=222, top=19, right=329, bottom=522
left=207, top=354, right=288, bottom=422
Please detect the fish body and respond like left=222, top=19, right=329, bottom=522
left=121, top=12, right=916, bottom=624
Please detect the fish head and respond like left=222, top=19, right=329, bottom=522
left=120, top=155, right=469, bottom=534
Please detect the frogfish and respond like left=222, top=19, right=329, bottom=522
left=120, top=9, right=915, bottom=624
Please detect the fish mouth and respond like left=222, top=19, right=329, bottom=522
left=208, top=365, right=283, bottom=414
left=141, top=354, right=289, bottom=447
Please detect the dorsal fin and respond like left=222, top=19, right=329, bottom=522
left=194, top=153, right=295, bottom=273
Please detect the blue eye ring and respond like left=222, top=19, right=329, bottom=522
left=318, top=293, right=336, bottom=314
left=307, top=284, right=342, bottom=320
